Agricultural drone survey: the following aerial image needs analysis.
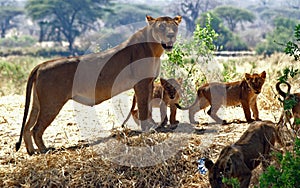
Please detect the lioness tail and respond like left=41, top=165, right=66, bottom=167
left=121, top=95, right=137, bottom=127
left=16, top=65, right=39, bottom=151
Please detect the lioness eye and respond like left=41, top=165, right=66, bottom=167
left=159, top=23, right=166, bottom=31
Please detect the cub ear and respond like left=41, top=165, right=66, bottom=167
left=177, top=77, right=183, bottom=85
left=204, top=158, right=214, bottom=170
left=260, top=71, right=266, bottom=79
left=173, top=16, right=182, bottom=25
left=146, top=15, right=156, bottom=25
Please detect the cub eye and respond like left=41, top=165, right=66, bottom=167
left=159, top=23, right=166, bottom=31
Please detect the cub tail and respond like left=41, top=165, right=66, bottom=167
left=276, top=81, right=291, bottom=100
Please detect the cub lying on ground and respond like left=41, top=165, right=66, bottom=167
left=122, top=78, right=182, bottom=127
left=176, top=71, right=266, bottom=124
left=276, top=81, right=300, bottom=130
left=205, top=121, right=281, bottom=188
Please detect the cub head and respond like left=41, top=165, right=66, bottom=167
left=146, top=15, right=182, bottom=51
left=205, top=147, right=242, bottom=188
left=160, top=78, right=182, bottom=100
left=245, top=71, right=266, bottom=94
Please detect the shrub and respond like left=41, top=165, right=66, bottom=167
left=259, top=138, right=300, bottom=188
left=162, top=13, right=218, bottom=104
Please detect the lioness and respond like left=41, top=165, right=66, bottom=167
left=122, top=78, right=182, bottom=127
left=176, top=71, right=266, bottom=124
left=276, top=81, right=300, bottom=129
left=16, top=15, right=182, bottom=155
left=205, top=121, right=281, bottom=188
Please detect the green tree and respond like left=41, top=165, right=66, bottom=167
left=104, top=4, right=162, bottom=28
left=256, top=17, right=299, bottom=56
left=0, top=0, right=24, bottom=38
left=25, top=0, right=111, bottom=53
left=170, top=0, right=219, bottom=33
left=199, top=12, right=248, bottom=51
left=213, top=6, right=256, bottom=32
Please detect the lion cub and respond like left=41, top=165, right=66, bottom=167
left=122, top=78, right=182, bottom=127
left=276, top=81, right=300, bottom=129
left=204, top=121, right=281, bottom=188
left=176, top=71, right=266, bottom=124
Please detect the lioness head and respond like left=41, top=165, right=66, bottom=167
left=245, top=71, right=266, bottom=94
left=160, top=78, right=182, bottom=100
left=146, top=15, right=182, bottom=51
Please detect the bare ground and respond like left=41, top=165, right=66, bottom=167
left=0, top=92, right=280, bottom=187
left=0, top=53, right=297, bottom=187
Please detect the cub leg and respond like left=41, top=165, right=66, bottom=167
left=169, top=103, right=179, bottom=125
left=207, top=103, right=224, bottom=124
left=250, top=99, right=260, bottom=121
left=241, top=101, right=254, bottom=122
left=159, top=102, right=168, bottom=126
left=189, top=103, right=200, bottom=124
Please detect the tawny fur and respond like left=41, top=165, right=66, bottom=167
left=176, top=71, right=266, bottom=124
left=205, top=121, right=281, bottom=188
left=16, top=15, right=182, bottom=155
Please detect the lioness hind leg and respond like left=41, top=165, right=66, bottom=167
left=24, top=90, right=40, bottom=155
left=32, top=102, right=65, bottom=154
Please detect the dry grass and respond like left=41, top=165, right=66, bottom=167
left=0, top=53, right=299, bottom=187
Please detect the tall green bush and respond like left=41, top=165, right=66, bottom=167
left=163, top=13, right=218, bottom=104
left=259, top=23, right=300, bottom=188
left=259, top=138, right=300, bottom=188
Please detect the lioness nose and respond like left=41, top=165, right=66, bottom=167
left=167, top=33, right=175, bottom=39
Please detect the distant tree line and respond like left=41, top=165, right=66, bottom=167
left=0, top=0, right=300, bottom=56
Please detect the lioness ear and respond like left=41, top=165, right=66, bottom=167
left=260, top=71, right=266, bottom=79
left=146, top=15, right=156, bottom=25
left=204, top=158, right=214, bottom=170
left=173, top=16, right=182, bottom=25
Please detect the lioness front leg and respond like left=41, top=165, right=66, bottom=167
left=134, top=78, right=156, bottom=131
left=159, top=102, right=168, bottom=126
